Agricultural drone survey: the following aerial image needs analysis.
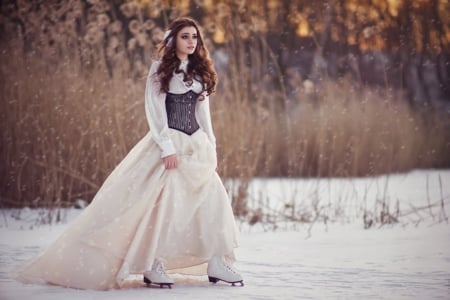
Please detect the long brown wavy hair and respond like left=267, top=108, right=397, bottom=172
left=156, top=17, right=217, bottom=97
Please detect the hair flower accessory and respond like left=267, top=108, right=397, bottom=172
left=163, top=30, right=173, bottom=46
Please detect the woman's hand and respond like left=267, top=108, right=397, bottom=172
left=163, top=154, right=178, bottom=169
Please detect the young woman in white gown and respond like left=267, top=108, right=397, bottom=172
left=15, top=17, right=243, bottom=290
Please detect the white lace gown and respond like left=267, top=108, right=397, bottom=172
left=15, top=60, right=239, bottom=290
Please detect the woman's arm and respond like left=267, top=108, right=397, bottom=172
left=196, top=93, right=217, bottom=149
left=145, top=61, right=176, bottom=158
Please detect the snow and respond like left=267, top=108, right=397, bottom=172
left=1, top=170, right=449, bottom=299
left=239, top=169, right=450, bottom=226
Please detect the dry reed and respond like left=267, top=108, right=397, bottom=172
left=1, top=0, right=449, bottom=214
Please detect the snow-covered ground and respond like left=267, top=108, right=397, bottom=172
left=1, top=170, right=449, bottom=299
left=236, top=169, right=450, bottom=227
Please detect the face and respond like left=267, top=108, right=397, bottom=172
left=175, top=26, right=198, bottom=60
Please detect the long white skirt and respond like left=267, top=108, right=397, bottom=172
left=15, top=129, right=239, bottom=290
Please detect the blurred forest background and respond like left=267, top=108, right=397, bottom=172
left=0, top=0, right=449, bottom=209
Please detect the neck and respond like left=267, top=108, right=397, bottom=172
left=176, top=53, right=188, bottom=61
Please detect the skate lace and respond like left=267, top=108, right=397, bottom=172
left=222, top=261, right=237, bottom=274
left=155, top=262, right=168, bottom=276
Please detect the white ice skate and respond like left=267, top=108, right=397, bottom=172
left=143, top=259, right=174, bottom=288
left=207, top=256, right=244, bottom=286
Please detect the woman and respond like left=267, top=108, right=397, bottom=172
left=15, top=17, right=243, bottom=290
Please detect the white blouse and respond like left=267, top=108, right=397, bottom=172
left=145, top=60, right=216, bottom=158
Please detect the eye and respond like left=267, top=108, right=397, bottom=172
left=192, top=35, right=198, bottom=39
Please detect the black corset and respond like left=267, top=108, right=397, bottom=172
left=165, top=90, right=200, bottom=135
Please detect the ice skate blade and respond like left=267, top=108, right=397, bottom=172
left=143, top=276, right=173, bottom=289
left=208, top=276, right=244, bottom=287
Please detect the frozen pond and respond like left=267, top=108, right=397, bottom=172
left=1, top=169, right=449, bottom=299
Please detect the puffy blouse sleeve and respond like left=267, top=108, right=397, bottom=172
left=195, top=93, right=216, bottom=149
left=145, top=60, right=176, bottom=158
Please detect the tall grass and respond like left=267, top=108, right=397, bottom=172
left=214, top=44, right=450, bottom=179
left=1, top=0, right=449, bottom=210
left=1, top=45, right=450, bottom=209
left=0, top=49, right=146, bottom=208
